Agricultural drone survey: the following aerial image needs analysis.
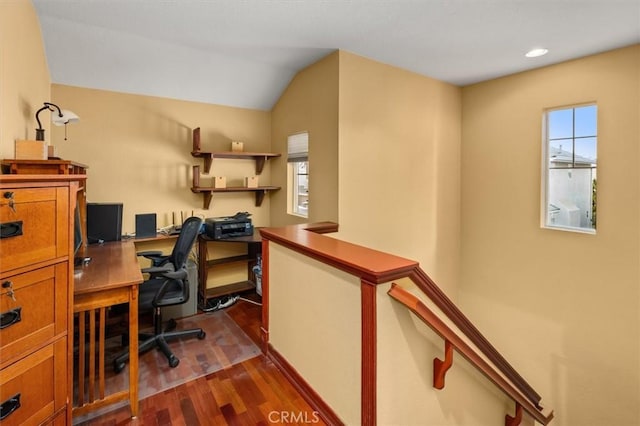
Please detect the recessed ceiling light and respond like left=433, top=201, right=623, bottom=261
left=525, top=48, right=549, bottom=58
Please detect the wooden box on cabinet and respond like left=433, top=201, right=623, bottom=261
left=15, top=139, right=47, bottom=160
left=0, top=175, right=84, bottom=426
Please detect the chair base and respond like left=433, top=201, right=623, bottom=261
left=113, top=326, right=206, bottom=373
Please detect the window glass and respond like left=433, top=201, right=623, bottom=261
left=287, top=132, right=309, bottom=218
left=548, top=109, right=574, bottom=139
left=293, top=161, right=309, bottom=217
left=543, top=104, right=597, bottom=233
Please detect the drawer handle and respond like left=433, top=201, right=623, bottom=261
left=0, top=307, right=21, bottom=329
left=0, top=221, right=23, bottom=239
left=0, top=393, right=21, bottom=420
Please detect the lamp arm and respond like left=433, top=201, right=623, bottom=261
left=44, top=102, right=63, bottom=117
left=35, top=102, right=64, bottom=141
left=35, top=102, right=63, bottom=129
left=35, top=105, right=49, bottom=131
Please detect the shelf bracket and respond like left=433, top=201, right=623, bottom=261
left=192, top=127, right=201, bottom=152
left=433, top=340, right=454, bottom=389
left=505, top=402, right=523, bottom=426
left=255, top=156, right=266, bottom=175
left=203, top=154, right=213, bottom=174
left=255, top=190, right=266, bottom=207
left=202, top=192, right=213, bottom=209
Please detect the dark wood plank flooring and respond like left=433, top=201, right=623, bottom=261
left=81, top=294, right=325, bottom=425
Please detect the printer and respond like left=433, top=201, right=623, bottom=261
left=204, top=212, right=253, bottom=240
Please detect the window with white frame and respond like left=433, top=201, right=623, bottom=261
left=287, top=132, right=309, bottom=218
left=542, top=104, right=597, bottom=233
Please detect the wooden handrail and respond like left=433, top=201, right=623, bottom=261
left=388, top=283, right=554, bottom=426
left=260, top=223, right=418, bottom=284
left=260, top=222, right=554, bottom=426
left=409, top=268, right=543, bottom=409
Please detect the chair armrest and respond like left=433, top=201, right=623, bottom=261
left=138, top=250, right=170, bottom=267
left=137, top=250, right=163, bottom=257
left=142, top=265, right=174, bottom=276
left=162, top=268, right=188, bottom=280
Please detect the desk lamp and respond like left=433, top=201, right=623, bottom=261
left=35, top=102, right=79, bottom=141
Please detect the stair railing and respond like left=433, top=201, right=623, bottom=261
left=388, top=283, right=554, bottom=426
left=259, top=222, right=554, bottom=426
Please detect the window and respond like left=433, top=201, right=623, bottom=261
left=287, top=132, right=309, bottom=218
left=542, top=104, right=597, bottom=233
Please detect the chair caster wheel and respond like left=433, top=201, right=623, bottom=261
left=198, top=331, right=206, bottom=339
left=168, top=356, right=180, bottom=368
left=165, top=319, right=177, bottom=332
left=114, top=361, right=126, bottom=374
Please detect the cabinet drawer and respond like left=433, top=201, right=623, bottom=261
left=0, top=340, right=67, bottom=426
left=0, top=187, right=69, bottom=270
left=0, top=265, right=67, bottom=364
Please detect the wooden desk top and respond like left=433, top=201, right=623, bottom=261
left=124, top=233, right=179, bottom=243
left=74, top=241, right=143, bottom=296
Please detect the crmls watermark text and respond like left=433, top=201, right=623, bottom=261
left=268, top=411, right=320, bottom=424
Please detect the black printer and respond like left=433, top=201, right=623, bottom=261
left=204, top=212, right=253, bottom=240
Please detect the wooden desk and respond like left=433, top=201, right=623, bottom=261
left=72, top=241, right=143, bottom=418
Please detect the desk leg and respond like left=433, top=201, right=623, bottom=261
left=129, top=285, right=139, bottom=418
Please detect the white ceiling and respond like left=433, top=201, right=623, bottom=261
left=33, top=0, right=640, bottom=111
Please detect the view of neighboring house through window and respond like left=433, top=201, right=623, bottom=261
left=287, top=132, right=309, bottom=218
left=542, top=104, right=597, bottom=233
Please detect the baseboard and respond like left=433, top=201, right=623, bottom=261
left=267, top=344, right=344, bottom=426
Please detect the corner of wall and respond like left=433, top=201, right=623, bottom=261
left=0, top=0, right=51, bottom=158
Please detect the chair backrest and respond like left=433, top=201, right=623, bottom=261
left=169, top=216, right=203, bottom=269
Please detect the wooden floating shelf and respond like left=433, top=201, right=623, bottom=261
left=204, top=280, right=256, bottom=299
left=190, top=128, right=281, bottom=209
left=191, top=127, right=281, bottom=174
left=191, top=186, right=280, bottom=209
left=206, top=254, right=254, bottom=268
left=191, top=151, right=281, bottom=175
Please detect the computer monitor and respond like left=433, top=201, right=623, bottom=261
left=135, top=213, right=157, bottom=239
left=86, top=203, right=123, bottom=243
left=74, top=205, right=82, bottom=255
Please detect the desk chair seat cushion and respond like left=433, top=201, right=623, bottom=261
left=139, top=276, right=188, bottom=309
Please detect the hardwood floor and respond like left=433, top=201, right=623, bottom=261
left=80, top=295, right=326, bottom=425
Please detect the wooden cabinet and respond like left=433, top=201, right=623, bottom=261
left=0, top=175, right=83, bottom=425
left=189, top=127, right=281, bottom=209
left=1, top=159, right=88, bottom=250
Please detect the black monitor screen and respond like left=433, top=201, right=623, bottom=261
left=74, top=205, right=82, bottom=255
left=86, top=203, right=123, bottom=243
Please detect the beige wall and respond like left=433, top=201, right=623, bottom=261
left=337, top=51, right=462, bottom=297
left=0, top=0, right=50, bottom=158
left=270, top=52, right=339, bottom=226
left=460, top=45, right=640, bottom=426
left=51, top=85, right=272, bottom=233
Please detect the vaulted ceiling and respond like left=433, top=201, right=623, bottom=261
left=33, top=0, right=640, bottom=111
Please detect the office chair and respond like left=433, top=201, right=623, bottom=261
left=113, top=216, right=205, bottom=373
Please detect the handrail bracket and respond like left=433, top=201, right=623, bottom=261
left=506, top=402, right=523, bottom=426
left=433, top=340, right=453, bottom=389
